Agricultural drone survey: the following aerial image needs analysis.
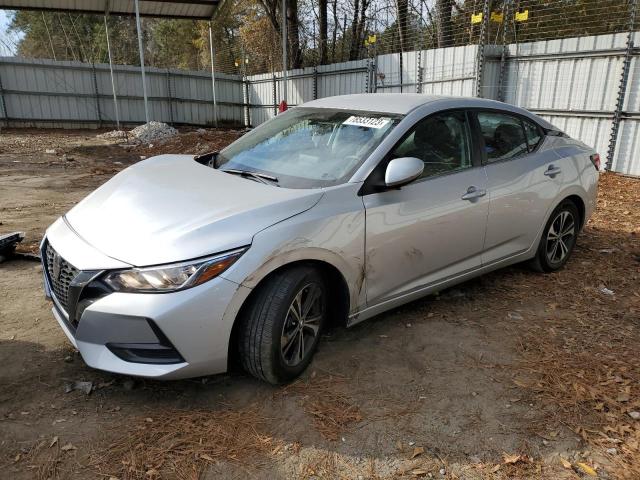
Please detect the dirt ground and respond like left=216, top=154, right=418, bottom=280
left=0, top=128, right=638, bottom=480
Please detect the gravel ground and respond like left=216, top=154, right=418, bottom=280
left=0, top=128, right=638, bottom=480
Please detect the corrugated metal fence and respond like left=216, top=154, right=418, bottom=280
left=0, top=58, right=243, bottom=127
left=0, top=32, right=639, bottom=176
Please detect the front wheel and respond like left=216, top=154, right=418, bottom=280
left=237, top=266, right=327, bottom=384
left=530, top=200, right=580, bottom=272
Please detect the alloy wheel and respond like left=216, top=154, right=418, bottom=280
left=280, top=282, right=324, bottom=367
left=546, top=210, right=575, bottom=265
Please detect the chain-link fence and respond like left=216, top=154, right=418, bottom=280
left=1, top=1, right=639, bottom=174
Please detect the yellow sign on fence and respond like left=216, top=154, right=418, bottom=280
left=490, top=12, right=504, bottom=23
left=515, top=10, right=529, bottom=22
left=471, top=13, right=483, bottom=24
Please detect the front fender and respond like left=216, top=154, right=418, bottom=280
left=220, top=184, right=366, bottom=315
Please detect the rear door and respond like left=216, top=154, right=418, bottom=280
left=362, top=110, right=489, bottom=305
left=473, top=110, right=563, bottom=264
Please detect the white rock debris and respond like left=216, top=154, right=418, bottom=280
left=97, top=121, right=177, bottom=144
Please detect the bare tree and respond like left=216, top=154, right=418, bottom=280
left=436, top=0, right=453, bottom=48
left=330, top=0, right=338, bottom=62
left=318, top=0, right=328, bottom=64
left=395, top=0, right=409, bottom=51
left=348, top=0, right=370, bottom=60
left=256, top=0, right=303, bottom=68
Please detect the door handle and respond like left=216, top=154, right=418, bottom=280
left=461, top=186, right=487, bottom=201
left=544, top=165, right=562, bottom=177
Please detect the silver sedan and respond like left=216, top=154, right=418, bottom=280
left=41, top=94, right=599, bottom=383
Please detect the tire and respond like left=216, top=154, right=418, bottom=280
left=237, top=266, right=327, bottom=384
left=530, top=200, right=580, bottom=273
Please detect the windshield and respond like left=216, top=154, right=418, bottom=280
left=217, top=107, right=402, bottom=188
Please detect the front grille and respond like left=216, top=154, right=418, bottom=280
left=44, top=243, right=79, bottom=313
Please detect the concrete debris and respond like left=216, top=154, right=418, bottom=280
left=96, top=129, right=128, bottom=140
left=98, top=122, right=177, bottom=144
left=599, top=287, right=615, bottom=296
left=64, top=381, right=93, bottom=395
left=508, top=311, right=524, bottom=321
left=130, top=121, right=177, bottom=144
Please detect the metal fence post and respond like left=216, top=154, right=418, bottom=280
left=313, top=66, right=318, bottom=99
left=365, top=57, right=370, bottom=93
left=91, top=63, right=102, bottom=127
left=272, top=73, right=277, bottom=116
left=399, top=51, right=404, bottom=93
left=606, top=0, right=637, bottom=171
left=134, top=0, right=150, bottom=123
left=416, top=49, right=423, bottom=94
left=497, top=0, right=512, bottom=102
left=475, top=0, right=490, bottom=98
left=243, top=74, right=250, bottom=127
left=166, top=69, right=174, bottom=125
left=104, top=14, right=120, bottom=129
left=0, top=66, right=7, bottom=127
left=208, top=21, right=218, bottom=128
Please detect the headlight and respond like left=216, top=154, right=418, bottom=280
left=103, top=248, right=246, bottom=293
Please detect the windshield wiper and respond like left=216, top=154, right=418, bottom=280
left=222, top=169, right=279, bottom=186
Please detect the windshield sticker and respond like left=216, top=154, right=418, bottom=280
left=343, top=116, right=391, bottom=129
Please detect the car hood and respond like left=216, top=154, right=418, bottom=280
left=64, top=155, right=323, bottom=266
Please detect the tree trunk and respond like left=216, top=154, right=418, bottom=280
left=330, top=0, right=338, bottom=62
left=348, top=0, right=360, bottom=60
left=354, top=0, right=367, bottom=58
left=319, top=0, right=328, bottom=64
left=436, top=0, right=453, bottom=48
left=395, top=0, right=409, bottom=52
left=287, top=0, right=302, bottom=68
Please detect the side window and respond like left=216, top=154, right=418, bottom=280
left=522, top=118, right=543, bottom=152
left=476, top=112, right=528, bottom=162
left=390, top=111, right=473, bottom=179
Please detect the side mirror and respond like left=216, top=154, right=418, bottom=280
left=384, top=157, right=424, bottom=188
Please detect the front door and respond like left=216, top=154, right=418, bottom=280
left=362, top=110, right=489, bottom=305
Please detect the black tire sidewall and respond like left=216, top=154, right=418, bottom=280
left=536, top=201, right=580, bottom=272
left=268, top=269, right=327, bottom=382
left=239, top=266, right=328, bottom=384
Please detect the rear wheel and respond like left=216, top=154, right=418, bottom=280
left=237, top=266, right=326, bottom=384
left=530, top=200, right=580, bottom=272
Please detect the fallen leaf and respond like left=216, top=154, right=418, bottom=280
left=411, top=446, right=424, bottom=459
left=490, top=464, right=501, bottom=473
left=503, top=453, right=521, bottom=464
left=61, top=443, right=76, bottom=451
left=559, top=457, right=572, bottom=469
left=576, top=462, right=597, bottom=477
left=411, top=469, right=428, bottom=476
left=49, top=436, right=58, bottom=448
left=617, top=392, right=630, bottom=402
left=200, top=453, right=215, bottom=462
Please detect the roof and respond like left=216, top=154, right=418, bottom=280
left=302, top=93, right=557, bottom=130
left=303, top=94, right=446, bottom=115
left=0, top=0, right=219, bottom=19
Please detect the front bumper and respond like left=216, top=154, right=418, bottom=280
left=43, top=220, right=251, bottom=380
